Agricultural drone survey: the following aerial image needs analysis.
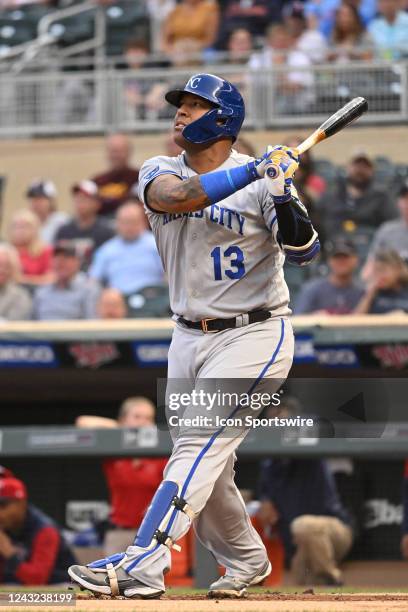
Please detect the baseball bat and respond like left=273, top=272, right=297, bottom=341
left=297, top=97, right=368, bottom=155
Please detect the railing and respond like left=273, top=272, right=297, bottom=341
left=0, top=1, right=105, bottom=75
left=0, top=60, right=406, bottom=137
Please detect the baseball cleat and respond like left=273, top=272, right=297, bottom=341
left=208, top=575, right=249, bottom=598
left=208, top=560, right=272, bottom=598
left=249, top=560, right=272, bottom=586
left=68, top=564, right=163, bottom=599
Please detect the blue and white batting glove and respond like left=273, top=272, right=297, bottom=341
left=245, top=147, right=275, bottom=180
left=264, top=145, right=299, bottom=203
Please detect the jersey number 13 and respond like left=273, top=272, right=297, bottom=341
left=210, top=246, right=245, bottom=281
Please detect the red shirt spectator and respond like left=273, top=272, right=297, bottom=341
left=0, top=473, right=77, bottom=585
left=76, top=396, right=167, bottom=557
left=103, top=458, right=167, bottom=528
left=18, top=245, right=53, bottom=277
left=92, top=133, right=139, bottom=217
left=9, top=209, right=54, bottom=287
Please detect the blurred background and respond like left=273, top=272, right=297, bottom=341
left=0, top=0, right=408, bottom=592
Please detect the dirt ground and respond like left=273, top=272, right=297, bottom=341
left=5, top=593, right=408, bottom=612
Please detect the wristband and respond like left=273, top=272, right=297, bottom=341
left=199, top=161, right=260, bottom=205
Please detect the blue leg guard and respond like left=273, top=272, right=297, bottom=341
left=134, top=480, right=195, bottom=553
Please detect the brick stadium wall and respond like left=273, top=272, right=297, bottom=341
left=1, top=125, right=407, bottom=234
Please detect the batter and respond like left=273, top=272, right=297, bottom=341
left=69, top=73, right=320, bottom=599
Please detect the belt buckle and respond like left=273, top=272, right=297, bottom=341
left=201, top=318, right=218, bottom=334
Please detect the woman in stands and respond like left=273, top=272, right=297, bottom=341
left=354, top=250, right=408, bottom=314
left=329, top=3, right=373, bottom=63
left=9, top=209, right=53, bottom=289
left=161, top=0, right=219, bottom=56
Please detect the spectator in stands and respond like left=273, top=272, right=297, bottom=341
left=161, top=0, right=220, bottom=56
left=26, top=180, right=68, bottom=245
left=9, top=209, right=53, bottom=289
left=354, top=249, right=408, bottom=314
left=305, top=0, right=377, bottom=38
left=328, top=2, right=373, bottom=62
left=89, top=202, right=164, bottom=296
left=0, top=471, right=77, bottom=585
left=122, top=40, right=170, bottom=120
left=321, top=150, right=396, bottom=237
left=91, top=133, right=139, bottom=218
left=368, top=0, right=408, bottom=59
left=76, top=397, right=167, bottom=556
left=295, top=238, right=363, bottom=314
left=97, top=288, right=127, bottom=319
left=226, top=27, right=253, bottom=63
left=33, top=242, right=100, bottom=320
left=285, top=3, right=328, bottom=63
left=54, top=180, right=113, bottom=270
left=249, top=24, right=315, bottom=114
left=258, top=400, right=353, bottom=586
left=0, top=244, right=32, bottom=321
left=366, top=181, right=408, bottom=263
left=218, top=0, right=284, bottom=41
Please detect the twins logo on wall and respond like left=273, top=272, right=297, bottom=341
left=372, top=344, right=408, bottom=369
left=68, top=343, right=120, bottom=369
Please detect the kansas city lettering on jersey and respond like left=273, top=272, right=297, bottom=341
left=162, top=205, right=246, bottom=236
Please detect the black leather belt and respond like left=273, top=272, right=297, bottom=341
left=177, top=309, right=272, bottom=334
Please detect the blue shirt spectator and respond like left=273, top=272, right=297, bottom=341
left=89, top=202, right=163, bottom=295
left=33, top=243, right=100, bottom=320
left=368, top=0, right=408, bottom=59
left=258, top=457, right=352, bottom=561
left=305, top=0, right=377, bottom=37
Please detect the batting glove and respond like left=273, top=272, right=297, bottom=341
left=245, top=147, right=275, bottom=180
left=264, top=145, right=299, bottom=203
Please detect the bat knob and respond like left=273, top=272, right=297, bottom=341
left=266, top=165, right=279, bottom=179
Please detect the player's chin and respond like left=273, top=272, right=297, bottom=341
left=173, top=129, right=188, bottom=148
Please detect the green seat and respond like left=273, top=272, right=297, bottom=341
left=314, top=159, right=339, bottom=183
left=0, top=17, right=35, bottom=46
left=127, top=285, right=171, bottom=319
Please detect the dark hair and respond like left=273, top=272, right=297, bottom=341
left=332, top=2, right=364, bottom=43
left=374, top=250, right=408, bottom=284
left=125, top=39, right=149, bottom=53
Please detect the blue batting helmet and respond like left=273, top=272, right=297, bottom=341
left=165, top=73, right=245, bottom=145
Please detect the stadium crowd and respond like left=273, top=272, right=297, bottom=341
left=0, top=129, right=407, bottom=321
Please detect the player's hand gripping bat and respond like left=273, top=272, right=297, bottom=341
left=297, top=96, right=368, bottom=155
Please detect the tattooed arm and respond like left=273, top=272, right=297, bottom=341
left=146, top=175, right=210, bottom=214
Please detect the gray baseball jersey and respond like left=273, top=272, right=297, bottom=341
left=138, top=149, right=290, bottom=321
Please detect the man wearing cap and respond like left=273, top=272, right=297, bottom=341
left=55, top=181, right=114, bottom=270
left=92, top=133, right=140, bottom=218
left=0, top=473, right=77, bottom=585
left=295, top=238, right=363, bottom=314
left=321, top=150, right=396, bottom=237
left=33, top=241, right=100, bottom=320
left=26, top=180, right=68, bottom=245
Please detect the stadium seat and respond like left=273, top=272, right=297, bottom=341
left=374, top=156, right=396, bottom=183
left=314, top=159, right=339, bottom=183
left=105, top=1, right=150, bottom=56
left=0, top=17, right=35, bottom=48
left=284, top=263, right=312, bottom=306
left=127, top=285, right=171, bottom=318
left=48, top=13, right=95, bottom=48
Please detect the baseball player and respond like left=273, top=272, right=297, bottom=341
left=69, top=73, right=320, bottom=599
